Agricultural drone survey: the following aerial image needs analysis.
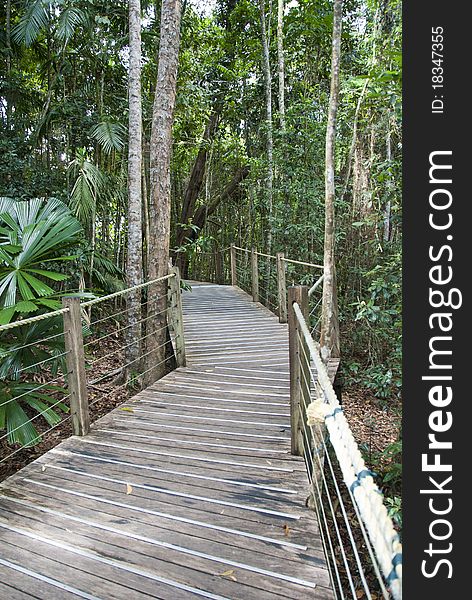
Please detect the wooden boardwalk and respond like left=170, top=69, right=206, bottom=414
left=0, top=283, right=334, bottom=599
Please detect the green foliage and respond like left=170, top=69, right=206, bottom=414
left=0, top=197, right=84, bottom=447
left=0, top=315, right=69, bottom=447
left=90, top=121, right=126, bottom=154
left=69, top=149, right=106, bottom=226
left=359, top=434, right=402, bottom=532
left=12, top=0, right=50, bottom=47
left=385, top=496, right=402, bottom=532
left=0, top=197, right=82, bottom=321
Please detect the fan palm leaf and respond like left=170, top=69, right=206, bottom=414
left=0, top=198, right=82, bottom=316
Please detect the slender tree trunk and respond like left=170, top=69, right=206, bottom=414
left=320, top=0, right=343, bottom=362
left=146, top=0, right=182, bottom=384
left=142, top=147, right=150, bottom=279
left=276, top=0, right=285, bottom=131
left=341, top=77, right=369, bottom=200
left=383, top=117, right=392, bottom=242
left=6, top=0, right=12, bottom=127
left=259, top=0, right=274, bottom=296
left=126, top=0, right=143, bottom=368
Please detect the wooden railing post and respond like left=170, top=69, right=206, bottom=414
left=215, top=250, right=224, bottom=284
left=62, top=297, right=90, bottom=436
left=277, top=252, right=287, bottom=323
left=288, top=285, right=309, bottom=456
left=168, top=265, right=186, bottom=367
left=251, top=248, right=259, bottom=302
left=230, top=243, right=237, bottom=286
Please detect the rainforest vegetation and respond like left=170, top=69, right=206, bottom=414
left=0, top=0, right=402, bottom=521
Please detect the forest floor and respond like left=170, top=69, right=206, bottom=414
left=343, top=387, right=400, bottom=460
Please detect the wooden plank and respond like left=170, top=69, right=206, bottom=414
left=2, top=485, right=326, bottom=565
left=0, top=494, right=329, bottom=586
left=6, top=468, right=322, bottom=549
left=43, top=450, right=309, bottom=514
left=0, top=503, right=325, bottom=600
left=0, top=537, right=165, bottom=600
left=1, top=532, right=214, bottom=600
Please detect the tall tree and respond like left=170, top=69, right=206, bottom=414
left=146, top=0, right=183, bottom=383
left=126, top=0, right=143, bottom=366
left=259, top=0, right=274, bottom=288
left=5, top=0, right=12, bottom=127
left=276, top=0, right=285, bottom=130
left=320, top=0, right=343, bottom=362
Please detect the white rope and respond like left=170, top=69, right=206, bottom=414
left=293, top=302, right=402, bottom=600
left=82, top=273, right=174, bottom=307
left=282, top=257, right=323, bottom=269
left=296, top=334, right=376, bottom=598
left=0, top=307, right=69, bottom=333
left=308, top=274, right=325, bottom=297
left=232, top=245, right=323, bottom=268
left=233, top=246, right=277, bottom=260
left=0, top=274, right=175, bottom=333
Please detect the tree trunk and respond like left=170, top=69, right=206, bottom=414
left=383, top=116, right=392, bottom=242
left=146, top=0, right=182, bottom=384
left=276, top=0, right=285, bottom=131
left=175, top=110, right=220, bottom=259
left=259, top=0, right=274, bottom=294
left=6, top=0, right=12, bottom=127
left=126, top=0, right=143, bottom=368
left=320, top=0, right=343, bottom=362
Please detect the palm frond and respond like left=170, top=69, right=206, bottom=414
left=69, top=151, right=105, bottom=224
left=56, top=7, right=87, bottom=43
left=70, top=172, right=96, bottom=223
left=13, top=0, right=50, bottom=47
left=90, top=121, right=126, bottom=154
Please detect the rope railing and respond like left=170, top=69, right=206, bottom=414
left=230, top=243, right=325, bottom=332
left=282, top=257, right=323, bottom=269
left=289, top=295, right=402, bottom=600
left=309, top=273, right=325, bottom=296
left=0, top=270, right=187, bottom=474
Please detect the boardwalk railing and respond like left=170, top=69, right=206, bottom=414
left=0, top=269, right=186, bottom=471
left=288, top=286, right=402, bottom=600
left=229, top=244, right=326, bottom=338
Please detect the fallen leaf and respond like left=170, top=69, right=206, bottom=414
left=120, top=407, right=134, bottom=412
left=218, top=569, right=237, bottom=582
left=283, top=524, right=290, bottom=537
left=356, top=591, right=364, bottom=599
left=126, top=483, right=133, bottom=495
